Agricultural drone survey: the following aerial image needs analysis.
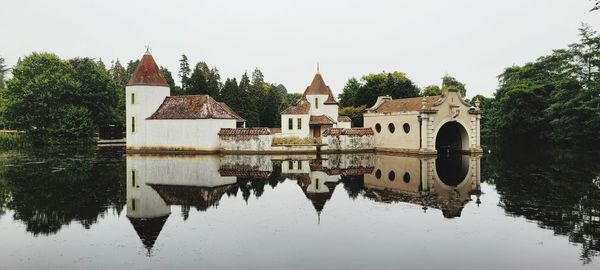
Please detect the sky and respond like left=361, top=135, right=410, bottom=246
left=2, top=0, right=600, bottom=98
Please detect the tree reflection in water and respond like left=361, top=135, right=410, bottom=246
left=0, top=146, right=598, bottom=264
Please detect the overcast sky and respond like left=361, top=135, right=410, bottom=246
left=3, top=0, right=600, bottom=98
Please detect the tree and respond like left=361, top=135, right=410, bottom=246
left=70, top=58, right=119, bottom=126
left=259, top=85, right=282, bottom=128
left=221, top=78, right=240, bottom=109
left=441, top=75, right=467, bottom=97
left=187, top=63, right=208, bottom=95
left=178, top=54, right=191, bottom=91
left=108, top=60, right=128, bottom=125
left=0, top=56, right=8, bottom=89
left=238, top=72, right=259, bottom=126
left=338, top=77, right=360, bottom=107
left=352, top=71, right=420, bottom=107
left=160, top=66, right=183, bottom=95
left=4, top=53, right=83, bottom=140
left=283, top=93, right=301, bottom=110
left=422, top=85, right=442, bottom=96
left=339, top=106, right=367, bottom=127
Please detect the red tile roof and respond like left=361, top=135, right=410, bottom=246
left=281, top=96, right=311, bottom=115
left=322, top=128, right=374, bottom=136
left=302, top=73, right=338, bottom=104
left=371, top=95, right=442, bottom=113
left=270, top=128, right=282, bottom=134
left=148, top=95, right=245, bottom=120
left=218, top=128, right=271, bottom=136
left=310, top=115, right=336, bottom=125
left=127, top=52, right=169, bottom=87
left=337, top=116, right=352, bottom=122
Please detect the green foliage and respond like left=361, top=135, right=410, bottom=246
left=283, top=93, right=301, bottom=109
left=339, top=105, right=367, bottom=127
left=0, top=56, right=7, bottom=89
left=421, top=85, right=442, bottom=96
left=178, top=54, right=191, bottom=91
left=486, top=24, right=600, bottom=147
left=0, top=131, right=30, bottom=149
left=441, top=75, right=467, bottom=97
left=339, top=71, right=420, bottom=107
left=160, top=66, right=182, bottom=95
left=3, top=53, right=116, bottom=143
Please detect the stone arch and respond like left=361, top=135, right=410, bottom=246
left=433, top=118, right=470, bottom=154
left=433, top=154, right=471, bottom=190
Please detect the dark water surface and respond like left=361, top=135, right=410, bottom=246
left=0, top=147, right=599, bottom=269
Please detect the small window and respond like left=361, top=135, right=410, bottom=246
left=131, top=116, right=135, bottom=133
left=315, top=97, right=319, bottom=109
left=297, top=118, right=302, bottom=130
left=388, top=171, right=396, bottom=181
left=403, top=172, right=411, bottom=183
left=375, top=123, right=382, bottom=133
left=403, top=123, right=410, bottom=134
left=131, top=170, right=136, bottom=187
left=288, top=118, right=293, bottom=130
left=131, top=93, right=135, bottom=104
left=315, top=178, right=320, bottom=189
left=375, top=169, right=382, bottom=179
left=388, top=123, right=395, bottom=133
left=131, top=199, right=137, bottom=211
left=288, top=161, right=293, bottom=170
left=298, top=161, right=302, bottom=170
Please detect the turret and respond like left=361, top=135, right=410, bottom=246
left=125, top=51, right=170, bottom=149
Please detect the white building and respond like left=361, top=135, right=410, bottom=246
left=280, top=73, right=351, bottom=138
left=126, top=51, right=245, bottom=152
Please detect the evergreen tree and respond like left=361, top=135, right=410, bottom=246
left=221, top=78, right=240, bottom=109
left=0, top=56, right=8, bottom=89
left=178, top=54, right=191, bottom=92
left=187, top=63, right=208, bottom=95
left=159, top=66, right=182, bottom=95
left=108, top=59, right=128, bottom=125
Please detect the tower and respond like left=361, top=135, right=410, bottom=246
left=125, top=51, right=170, bottom=149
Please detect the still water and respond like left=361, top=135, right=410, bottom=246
left=0, top=147, right=598, bottom=269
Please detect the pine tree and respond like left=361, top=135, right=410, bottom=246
left=187, top=63, right=208, bottom=95
left=178, top=54, right=191, bottom=91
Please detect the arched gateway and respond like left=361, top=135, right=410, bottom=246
left=363, top=88, right=483, bottom=154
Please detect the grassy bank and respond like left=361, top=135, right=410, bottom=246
left=0, top=131, right=31, bottom=149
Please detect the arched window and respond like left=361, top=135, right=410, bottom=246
left=388, top=123, right=395, bottom=133
left=403, top=172, right=411, bottom=183
left=403, top=123, right=410, bottom=134
left=375, top=169, right=382, bottom=179
left=375, top=123, right=381, bottom=133
left=388, top=171, right=396, bottom=181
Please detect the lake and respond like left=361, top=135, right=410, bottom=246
left=0, top=146, right=598, bottom=269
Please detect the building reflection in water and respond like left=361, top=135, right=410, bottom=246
left=364, top=154, right=481, bottom=218
left=126, top=153, right=481, bottom=253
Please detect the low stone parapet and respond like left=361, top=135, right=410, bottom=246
left=218, top=128, right=272, bottom=152
left=322, top=128, right=374, bottom=152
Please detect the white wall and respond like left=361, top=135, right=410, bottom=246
left=337, top=121, right=351, bottom=129
left=220, top=134, right=272, bottom=152
left=126, top=85, right=170, bottom=149
left=363, top=112, right=421, bottom=151
left=126, top=155, right=171, bottom=219
left=281, top=114, right=310, bottom=137
left=139, top=119, right=236, bottom=151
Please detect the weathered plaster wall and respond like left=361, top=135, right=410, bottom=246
left=324, top=134, right=373, bottom=151
left=219, top=134, right=272, bottom=152
left=337, top=121, right=352, bottom=129
left=281, top=114, right=310, bottom=137
left=363, top=112, right=420, bottom=152
left=126, top=85, right=170, bottom=149
left=139, top=119, right=236, bottom=151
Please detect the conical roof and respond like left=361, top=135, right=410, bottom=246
left=128, top=214, right=170, bottom=253
left=302, top=73, right=338, bottom=104
left=127, top=52, right=169, bottom=87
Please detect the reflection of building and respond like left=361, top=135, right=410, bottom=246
left=363, top=154, right=481, bottom=218
left=363, top=88, right=482, bottom=154
left=126, top=155, right=238, bottom=253
left=282, top=156, right=374, bottom=220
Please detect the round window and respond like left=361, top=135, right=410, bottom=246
left=388, top=123, right=395, bottom=133
left=388, top=171, right=396, bottom=181
left=375, top=123, right=382, bottom=133
left=403, top=123, right=410, bottom=134
left=375, top=169, right=382, bottom=179
left=403, top=172, right=411, bottom=183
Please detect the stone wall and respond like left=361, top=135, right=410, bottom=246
left=218, top=128, right=273, bottom=152
left=322, top=128, right=374, bottom=152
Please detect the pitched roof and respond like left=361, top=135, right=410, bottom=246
left=127, top=52, right=169, bottom=87
left=322, top=128, right=374, bottom=136
left=337, top=116, right=352, bottom=122
left=303, top=73, right=338, bottom=104
left=128, top=215, right=169, bottom=253
left=148, top=95, right=245, bottom=120
left=218, top=128, right=271, bottom=136
left=149, top=184, right=234, bottom=211
left=310, top=115, right=336, bottom=125
left=371, top=95, right=442, bottom=113
left=281, top=96, right=311, bottom=115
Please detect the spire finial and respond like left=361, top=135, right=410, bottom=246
left=317, top=62, right=320, bottom=74
left=145, top=45, right=151, bottom=54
